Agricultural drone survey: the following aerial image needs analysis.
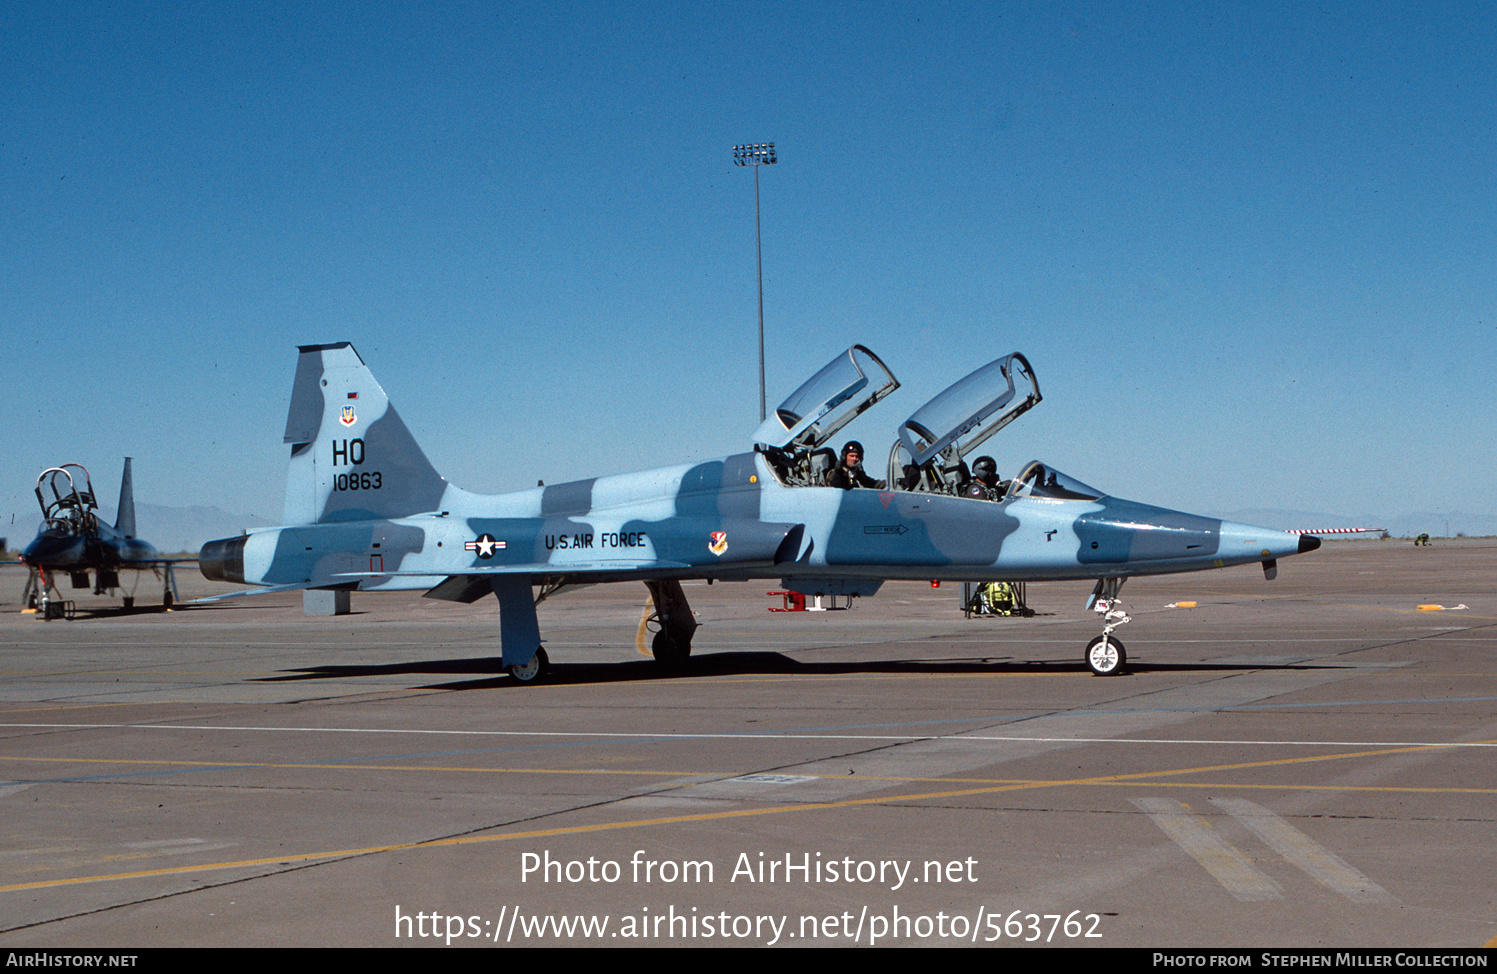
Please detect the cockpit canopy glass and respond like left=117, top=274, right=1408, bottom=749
left=34, top=464, right=98, bottom=532
left=751, top=345, right=899, bottom=452
left=897, top=353, right=1041, bottom=467
left=1005, top=461, right=1104, bottom=501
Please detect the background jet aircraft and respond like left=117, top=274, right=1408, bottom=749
left=20, top=459, right=185, bottom=618
left=199, top=343, right=1319, bottom=679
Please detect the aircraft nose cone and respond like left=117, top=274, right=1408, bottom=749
left=22, top=534, right=85, bottom=566
left=1216, top=521, right=1310, bottom=561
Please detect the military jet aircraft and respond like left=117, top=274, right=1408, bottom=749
left=199, top=343, right=1319, bottom=679
left=20, top=459, right=184, bottom=618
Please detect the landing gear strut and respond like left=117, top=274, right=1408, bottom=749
left=161, top=564, right=179, bottom=609
left=23, top=567, right=73, bottom=620
left=491, top=576, right=549, bottom=685
left=1085, top=577, right=1131, bottom=676
left=644, top=579, right=697, bottom=667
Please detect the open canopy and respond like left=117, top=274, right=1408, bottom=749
left=751, top=345, right=899, bottom=453
left=896, top=352, right=1041, bottom=468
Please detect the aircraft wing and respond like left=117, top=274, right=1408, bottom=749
left=190, top=560, right=698, bottom=606
left=335, top=560, right=694, bottom=580
left=345, top=561, right=699, bottom=603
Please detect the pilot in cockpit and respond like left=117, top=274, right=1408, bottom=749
left=826, top=441, right=886, bottom=490
left=963, top=455, right=1004, bottom=501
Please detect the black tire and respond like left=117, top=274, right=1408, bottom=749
left=507, top=647, right=550, bottom=684
left=1086, top=635, right=1126, bottom=676
left=651, top=629, right=691, bottom=666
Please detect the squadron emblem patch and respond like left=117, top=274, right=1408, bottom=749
left=709, top=531, right=728, bottom=556
left=339, top=405, right=357, bottom=426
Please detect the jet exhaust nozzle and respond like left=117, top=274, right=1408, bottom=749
left=199, top=536, right=248, bottom=584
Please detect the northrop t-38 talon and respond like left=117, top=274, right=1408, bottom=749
left=199, top=343, right=1319, bottom=679
left=20, top=460, right=185, bottom=618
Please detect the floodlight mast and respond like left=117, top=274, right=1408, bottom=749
left=733, top=142, right=776, bottom=422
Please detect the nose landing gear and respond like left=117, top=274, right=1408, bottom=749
left=1085, top=577, right=1131, bottom=676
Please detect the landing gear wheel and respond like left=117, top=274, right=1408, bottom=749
left=1086, top=635, right=1126, bottom=676
left=652, top=630, right=691, bottom=666
left=507, top=647, right=549, bottom=684
left=123, top=597, right=135, bottom=609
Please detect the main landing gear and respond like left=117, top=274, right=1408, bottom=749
left=490, top=576, right=552, bottom=685
left=1085, top=577, right=1131, bottom=676
left=645, top=579, right=698, bottom=667
left=507, top=647, right=550, bottom=684
left=490, top=576, right=700, bottom=686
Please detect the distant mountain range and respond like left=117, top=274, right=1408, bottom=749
left=3, top=501, right=1490, bottom=559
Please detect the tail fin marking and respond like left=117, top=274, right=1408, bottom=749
left=282, top=343, right=448, bottom=525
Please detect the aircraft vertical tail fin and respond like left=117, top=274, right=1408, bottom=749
left=282, top=343, right=449, bottom=525
left=115, top=457, right=137, bottom=539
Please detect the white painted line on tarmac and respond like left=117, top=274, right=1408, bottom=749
left=1211, top=797, right=1394, bottom=903
left=1132, top=797, right=1280, bottom=901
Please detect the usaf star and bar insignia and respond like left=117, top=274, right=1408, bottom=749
left=466, top=534, right=507, bottom=559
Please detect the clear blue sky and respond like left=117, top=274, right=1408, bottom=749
left=4, top=1, right=1493, bottom=531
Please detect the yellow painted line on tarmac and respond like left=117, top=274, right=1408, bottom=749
left=1, top=751, right=1495, bottom=797
left=5, top=740, right=1493, bottom=894
left=0, top=773, right=1223, bottom=893
left=1056, top=740, right=1497, bottom=786
left=4, top=737, right=1494, bottom=790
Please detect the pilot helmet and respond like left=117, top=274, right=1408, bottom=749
left=973, top=456, right=998, bottom=479
left=841, top=441, right=865, bottom=463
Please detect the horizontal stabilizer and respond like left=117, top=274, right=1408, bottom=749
left=188, top=581, right=325, bottom=604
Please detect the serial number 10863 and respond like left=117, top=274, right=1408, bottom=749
left=333, top=471, right=383, bottom=491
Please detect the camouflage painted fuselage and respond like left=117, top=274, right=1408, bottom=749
left=199, top=343, right=1316, bottom=669
left=205, top=452, right=1305, bottom=592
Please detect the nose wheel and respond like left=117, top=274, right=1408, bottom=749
left=1086, top=634, right=1126, bottom=676
left=1085, top=577, right=1131, bottom=676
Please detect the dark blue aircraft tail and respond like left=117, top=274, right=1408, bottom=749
left=114, top=457, right=137, bottom=539
left=281, top=343, right=450, bottom=525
